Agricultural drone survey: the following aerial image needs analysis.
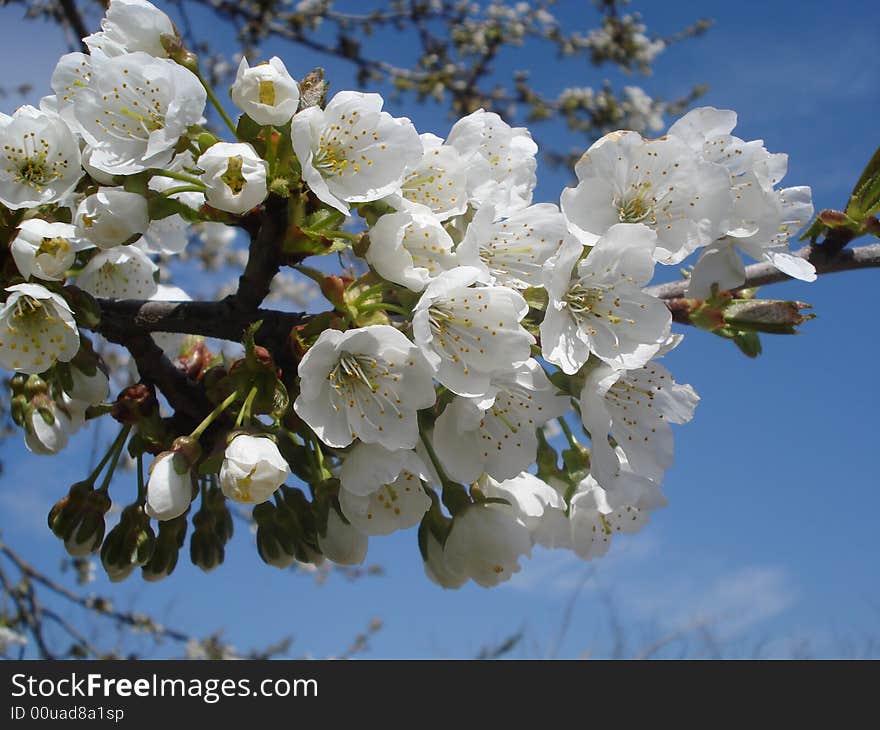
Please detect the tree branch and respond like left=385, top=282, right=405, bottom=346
left=646, top=242, right=880, bottom=301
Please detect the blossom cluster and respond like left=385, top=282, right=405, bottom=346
left=0, top=0, right=814, bottom=588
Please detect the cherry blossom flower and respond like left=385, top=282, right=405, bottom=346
left=294, top=325, right=436, bottom=450
left=432, top=359, right=569, bottom=482
left=11, top=219, right=90, bottom=281
left=75, top=245, right=159, bottom=300
left=145, top=451, right=195, bottom=521
left=338, top=443, right=431, bottom=536
left=75, top=187, right=150, bottom=249
left=579, top=360, right=699, bottom=488
left=412, top=267, right=534, bottom=397
left=443, top=502, right=532, bottom=588
left=541, top=223, right=671, bottom=374
left=230, top=57, right=300, bottom=126
left=397, top=133, right=468, bottom=220
left=457, top=203, right=570, bottom=290
left=72, top=52, right=206, bottom=175
left=447, top=109, right=537, bottom=214
left=291, top=91, right=421, bottom=214
left=0, top=105, right=82, bottom=209
left=365, top=207, right=457, bottom=291
left=0, top=283, right=79, bottom=374
left=83, top=0, right=176, bottom=58
left=199, top=142, right=268, bottom=214
left=560, top=130, right=731, bottom=264
left=219, top=434, right=290, bottom=504
left=318, top=507, right=368, bottom=566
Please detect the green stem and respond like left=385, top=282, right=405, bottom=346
left=358, top=302, right=410, bottom=316
left=419, top=430, right=453, bottom=488
left=235, top=386, right=258, bottom=428
left=197, top=70, right=238, bottom=137
left=86, top=426, right=131, bottom=486
left=96, top=425, right=132, bottom=493
left=190, top=390, right=240, bottom=440
left=353, top=283, right=390, bottom=306
left=161, top=184, right=205, bottom=197
left=556, top=416, right=579, bottom=449
left=149, top=168, right=204, bottom=186
left=136, top=453, right=146, bottom=503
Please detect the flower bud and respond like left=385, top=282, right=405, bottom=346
left=189, top=485, right=233, bottom=572
left=111, top=384, right=159, bottom=425
left=190, top=508, right=225, bottom=573
left=219, top=433, right=290, bottom=504
left=254, top=502, right=296, bottom=569
left=198, top=142, right=268, bottom=214
left=230, top=57, right=301, bottom=126
left=141, top=514, right=187, bottom=582
left=318, top=507, right=368, bottom=566
left=144, top=446, right=198, bottom=521
left=24, top=394, right=76, bottom=455
left=48, top=482, right=112, bottom=558
left=100, top=504, right=156, bottom=582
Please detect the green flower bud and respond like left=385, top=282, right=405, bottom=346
left=141, top=514, right=187, bottom=582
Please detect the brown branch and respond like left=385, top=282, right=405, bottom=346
left=97, top=324, right=211, bottom=422
left=94, top=297, right=308, bottom=345
left=57, top=0, right=90, bottom=53
left=647, top=242, right=880, bottom=305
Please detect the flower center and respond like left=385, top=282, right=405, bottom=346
left=36, top=236, right=71, bottom=259
left=258, top=80, right=276, bottom=106
left=615, top=191, right=655, bottom=224
left=220, top=156, right=246, bottom=195
left=4, top=131, right=66, bottom=191
left=314, top=137, right=351, bottom=177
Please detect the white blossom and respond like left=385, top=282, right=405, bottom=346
left=412, top=267, right=534, bottom=397
left=219, top=434, right=290, bottom=504
left=397, top=133, right=468, bottom=220
left=0, top=283, right=79, bottom=374
left=365, top=207, right=457, bottom=291
left=568, top=459, right=666, bottom=560
left=293, top=325, right=436, bottom=450
left=0, top=105, right=82, bottom=209
left=76, top=245, right=158, bottom=300
left=199, top=142, right=268, bottom=214
left=457, top=203, right=570, bottom=289
left=422, top=529, right=466, bottom=589
left=579, top=360, right=699, bottom=488
left=10, top=219, right=90, bottom=282
left=667, top=107, right=816, bottom=295
left=230, top=57, right=300, bottom=126
left=338, top=443, right=431, bottom=536
left=291, top=91, right=421, bottom=214
left=318, top=508, right=368, bottom=566
left=139, top=214, right=190, bottom=255
left=83, top=0, right=176, bottom=58
left=145, top=451, right=194, bottom=521
left=24, top=399, right=75, bottom=455
left=443, top=502, right=532, bottom=588
left=446, top=109, right=537, bottom=214
left=72, top=52, right=206, bottom=175
left=479, top=472, right=567, bottom=538
left=75, top=187, right=150, bottom=249
left=541, top=223, right=670, bottom=374
left=561, top=130, right=732, bottom=264
left=432, top=359, right=568, bottom=483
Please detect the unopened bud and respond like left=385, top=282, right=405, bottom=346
left=141, top=514, right=187, bottom=582
left=48, top=482, right=111, bottom=557
left=100, top=505, right=156, bottom=583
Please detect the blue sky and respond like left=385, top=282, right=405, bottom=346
left=0, top=1, right=878, bottom=658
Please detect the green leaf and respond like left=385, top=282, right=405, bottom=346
left=732, top=331, right=762, bottom=358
